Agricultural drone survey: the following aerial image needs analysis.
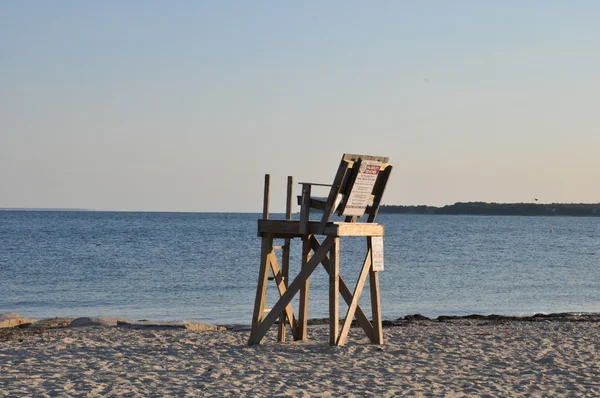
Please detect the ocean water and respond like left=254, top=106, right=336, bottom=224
left=1, top=211, right=599, bottom=325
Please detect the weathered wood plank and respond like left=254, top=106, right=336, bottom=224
left=280, top=177, right=293, bottom=342
left=297, top=236, right=312, bottom=340
left=369, top=236, right=384, bottom=345
left=258, top=220, right=384, bottom=237
left=248, top=234, right=273, bottom=344
left=269, top=252, right=296, bottom=338
left=299, top=184, right=311, bottom=235
left=336, top=158, right=362, bottom=217
left=367, top=165, right=392, bottom=223
left=317, top=160, right=349, bottom=234
left=369, top=269, right=384, bottom=344
left=263, top=174, right=270, bottom=220
left=342, top=154, right=389, bottom=163
left=329, top=237, right=340, bottom=345
left=297, top=182, right=332, bottom=187
left=295, top=196, right=328, bottom=211
left=280, top=239, right=291, bottom=341
left=286, top=176, right=294, bottom=219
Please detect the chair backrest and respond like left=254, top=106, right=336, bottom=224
left=298, top=154, right=391, bottom=234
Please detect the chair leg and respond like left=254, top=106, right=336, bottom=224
left=367, top=237, right=383, bottom=344
left=248, top=234, right=273, bottom=345
left=329, top=237, right=340, bottom=345
left=369, top=270, right=384, bottom=344
left=368, top=238, right=384, bottom=344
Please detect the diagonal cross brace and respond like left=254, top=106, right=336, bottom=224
left=248, top=236, right=335, bottom=345
left=268, top=252, right=297, bottom=338
left=337, top=249, right=372, bottom=346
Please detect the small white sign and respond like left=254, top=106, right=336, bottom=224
left=371, top=236, right=384, bottom=271
left=342, top=160, right=381, bottom=217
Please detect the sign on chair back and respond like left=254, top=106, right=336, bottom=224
left=249, top=154, right=392, bottom=346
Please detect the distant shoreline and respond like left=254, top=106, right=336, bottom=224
left=380, top=202, right=600, bottom=217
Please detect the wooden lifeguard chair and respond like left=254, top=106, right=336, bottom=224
left=249, top=154, right=392, bottom=346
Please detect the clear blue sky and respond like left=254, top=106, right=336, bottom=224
left=2, top=1, right=599, bottom=211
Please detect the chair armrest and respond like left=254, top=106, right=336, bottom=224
left=297, top=196, right=328, bottom=210
left=297, top=182, right=332, bottom=187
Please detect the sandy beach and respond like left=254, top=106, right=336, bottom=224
left=1, top=318, right=599, bottom=397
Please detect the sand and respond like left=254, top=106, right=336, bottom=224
left=1, top=320, right=599, bottom=397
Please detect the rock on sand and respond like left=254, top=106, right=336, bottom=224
left=0, top=312, right=36, bottom=329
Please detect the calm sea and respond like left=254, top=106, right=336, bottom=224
left=1, top=211, right=599, bottom=325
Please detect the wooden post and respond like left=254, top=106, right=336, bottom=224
left=368, top=237, right=384, bottom=344
left=299, top=183, right=311, bottom=235
left=367, top=165, right=392, bottom=223
left=286, top=176, right=294, bottom=219
left=296, top=236, right=311, bottom=340
left=249, top=175, right=273, bottom=345
left=278, top=176, right=294, bottom=342
left=248, top=233, right=273, bottom=344
left=263, top=174, right=270, bottom=220
left=329, top=237, right=340, bottom=345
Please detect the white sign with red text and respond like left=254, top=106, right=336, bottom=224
left=371, top=236, right=384, bottom=271
left=341, top=160, right=381, bottom=217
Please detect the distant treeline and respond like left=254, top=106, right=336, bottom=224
left=379, top=202, right=600, bottom=217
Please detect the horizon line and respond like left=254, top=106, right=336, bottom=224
left=2, top=201, right=600, bottom=213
